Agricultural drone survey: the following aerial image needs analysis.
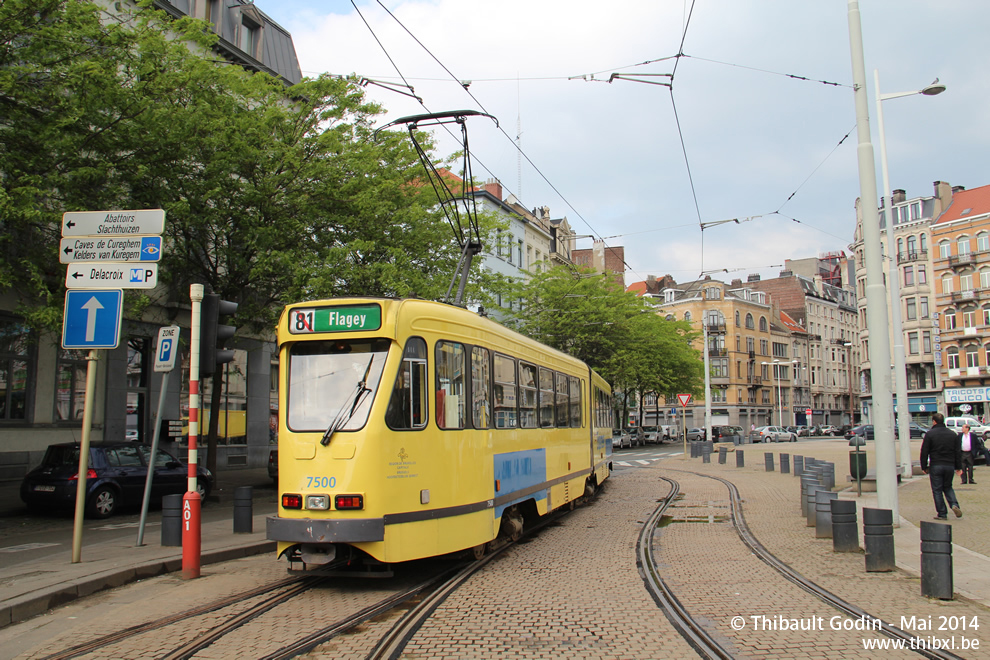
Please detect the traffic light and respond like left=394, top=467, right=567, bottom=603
left=199, top=292, right=237, bottom=377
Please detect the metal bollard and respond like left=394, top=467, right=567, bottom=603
left=765, top=452, right=774, bottom=472
left=806, top=484, right=824, bottom=527
left=800, top=475, right=817, bottom=516
left=780, top=453, right=790, bottom=474
left=736, top=449, right=745, bottom=468
left=831, top=499, right=859, bottom=552
left=823, top=462, right=835, bottom=491
left=233, top=486, right=253, bottom=533
left=703, top=449, right=711, bottom=463
left=162, top=493, right=182, bottom=547
left=815, top=490, right=838, bottom=538
left=691, top=441, right=698, bottom=458
left=921, top=521, right=953, bottom=599
left=794, top=455, right=804, bottom=477
left=863, top=508, right=895, bottom=572
left=718, top=446, right=727, bottom=464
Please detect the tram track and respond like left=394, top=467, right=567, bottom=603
left=646, top=469, right=966, bottom=660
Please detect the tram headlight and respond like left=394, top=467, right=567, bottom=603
left=306, top=494, right=330, bottom=510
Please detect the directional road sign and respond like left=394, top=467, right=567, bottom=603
left=59, top=236, right=162, bottom=264
left=154, top=326, right=181, bottom=372
left=66, top=263, right=158, bottom=289
left=62, top=290, right=124, bottom=349
left=61, top=209, right=165, bottom=238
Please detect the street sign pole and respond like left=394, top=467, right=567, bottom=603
left=137, top=325, right=180, bottom=547
left=183, top=286, right=203, bottom=579
left=70, top=350, right=100, bottom=563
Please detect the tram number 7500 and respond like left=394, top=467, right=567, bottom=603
left=307, top=476, right=336, bottom=489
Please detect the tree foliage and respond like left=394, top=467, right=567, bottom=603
left=503, top=265, right=705, bottom=408
left=0, top=0, right=468, bottom=336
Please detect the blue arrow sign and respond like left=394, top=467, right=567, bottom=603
left=62, top=290, right=123, bottom=349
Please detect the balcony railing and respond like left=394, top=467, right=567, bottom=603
left=950, top=289, right=979, bottom=303
left=748, top=350, right=756, bottom=359
left=706, top=322, right=726, bottom=334
left=948, top=253, right=976, bottom=267
left=747, top=375, right=762, bottom=385
left=897, top=249, right=928, bottom=264
left=707, top=347, right=728, bottom=357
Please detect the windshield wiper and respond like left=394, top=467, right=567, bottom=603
left=321, top=356, right=375, bottom=447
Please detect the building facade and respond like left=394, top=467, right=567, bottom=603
left=930, top=184, right=990, bottom=419
left=850, top=181, right=954, bottom=422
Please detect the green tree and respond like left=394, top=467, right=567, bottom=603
left=504, top=265, right=704, bottom=415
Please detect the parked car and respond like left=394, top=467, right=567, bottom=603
left=897, top=422, right=930, bottom=439
left=624, top=427, right=644, bottom=447
left=660, top=424, right=680, bottom=442
left=20, top=441, right=213, bottom=519
left=268, top=445, right=279, bottom=482
left=641, top=425, right=661, bottom=444
left=845, top=424, right=874, bottom=441
left=818, top=425, right=839, bottom=436
left=712, top=425, right=745, bottom=444
left=795, top=425, right=813, bottom=437
left=944, top=416, right=990, bottom=441
left=685, top=427, right=706, bottom=442
left=752, top=425, right=797, bottom=443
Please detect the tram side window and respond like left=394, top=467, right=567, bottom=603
left=569, top=376, right=582, bottom=427
left=555, top=373, right=569, bottom=427
left=539, top=368, right=554, bottom=427
left=386, top=338, right=427, bottom=430
left=493, top=354, right=517, bottom=429
left=519, top=362, right=538, bottom=428
left=436, top=341, right=466, bottom=429
left=472, top=347, right=491, bottom=429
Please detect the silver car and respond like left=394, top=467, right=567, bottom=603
left=753, top=425, right=797, bottom=443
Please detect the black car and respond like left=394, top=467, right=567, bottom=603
left=20, top=441, right=213, bottom=519
left=712, top=425, right=745, bottom=443
left=845, top=425, right=874, bottom=441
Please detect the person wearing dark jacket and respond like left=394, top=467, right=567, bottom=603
left=920, top=413, right=963, bottom=520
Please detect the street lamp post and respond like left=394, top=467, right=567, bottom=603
left=874, top=69, right=945, bottom=480
left=848, top=0, right=898, bottom=521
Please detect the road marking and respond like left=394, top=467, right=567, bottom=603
left=91, top=521, right=161, bottom=531
left=0, top=543, right=61, bottom=553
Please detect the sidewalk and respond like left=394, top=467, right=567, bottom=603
left=0, top=468, right=277, bottom=628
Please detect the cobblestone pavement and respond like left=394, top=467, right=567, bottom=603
left=672, top=441, right=990, bottom=655
left=4, top=444, right=990, bottom=659
left=395, top=468, right=696, bottom=660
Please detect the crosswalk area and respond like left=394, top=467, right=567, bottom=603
left=612, top=451, right=683, bottom=468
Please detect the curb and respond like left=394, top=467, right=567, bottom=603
left=0, top=541, right=275, bottom=629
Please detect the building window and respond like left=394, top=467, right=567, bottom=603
left=760, top=339, right=769, bottom=355
left=759, top=317, right=768, bottom=332
left=921, top=234, right=928, bottom=252
left=745, top=313, right=754, bottom=329
left=984, top=305, right=990, bottom=326
left=239, top=15, right=259, bottom=56
left=906, top=235, right=917, bottom=254
left=939, top=241, right=951, bottom=258
left=979, top=233, right=990, bottom=252
left=961, top=274, right=974, bottom=292
left=923, top=331, right=932, bottom=354
left=918, top=265, right=927, bottom=284
left=684, top=311, right=691, bottom=322
left=903, top=265, right=914, bottom=286
left=908, top=332, right=919, bottom=355
left=705, top=286, right=721, bottom=300
left=55, top=349, right=87, bottom=422
left=921, top=297, right=929, bottom=319
left=735, top=310, right=741, bottom=326
left=942, top=275, right=953, bottom=295
left=964, top=309, right=976, bottom=328
left=959, top=237, right=971, bottom=255
left=947, top=348, right=960, bottom=369
left=967, top=346, right=979, bottom=368
left=0, top=318, right=31, bottom=421
left=945, top=309, right=957, bottom=330
left=981, top=270, right=990, bottom=290
left=905, top=298, right=917, bottom=320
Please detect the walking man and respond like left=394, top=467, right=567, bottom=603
left=920, top=413, right=963, bottom=520
left=960, top=424, right=977, bottom=485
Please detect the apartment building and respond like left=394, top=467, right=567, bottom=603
left=930, top=183, right=990, bottom=419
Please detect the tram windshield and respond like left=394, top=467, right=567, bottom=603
left=286, top=338, right=390, bottom=433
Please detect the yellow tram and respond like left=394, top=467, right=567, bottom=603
left=266, top=297, right=613, bottom=569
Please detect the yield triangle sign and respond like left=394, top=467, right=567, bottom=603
left=677, top=393, right=692, bottom=407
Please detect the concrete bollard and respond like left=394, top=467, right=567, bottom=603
left=815, top=490, right=838, bottom=539
left=831, top=499, right=859, bottom=552
left=718, top=446, right=727, bottom=464
left=691, top=441, right=698, bottom=458
left=736, top=449, right=745, bottom=468
left=806, top=485, right=824, bottom=527
left=800, top=475, right=818, bottom=516
left=921, top=521, right=953, bottom=599
left=703, top=450, right=711, bottom=463
left=823, top=462, right=835, bottom=491
left=794, top=455, right=804, bottom=477
left=162, top=493, right=182, bottom=547
left=863, top=508, right=894, bottom=572
left=764, top=452, right=774, bottom=472
left=233, top=486, right=253, bottom=533
left=780, top=453, right=790, bottom=474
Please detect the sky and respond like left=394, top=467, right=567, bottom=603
left=256, top=0, right=987, bottom=288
